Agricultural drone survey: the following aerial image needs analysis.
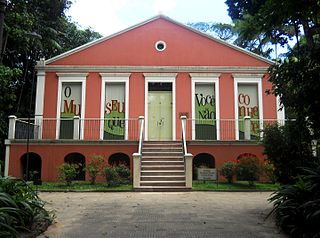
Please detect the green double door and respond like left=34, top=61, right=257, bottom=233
left=148, top=91, right=172, bottom=140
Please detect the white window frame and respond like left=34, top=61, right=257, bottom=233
left=100, top=73, right=130, bottom=140
left=56, top=73, right=87, bottom=139
left=144, top=73, right=177, bottom=141
left=233, top=74, right=264, bottom=140
left=190, top=73, right=220, bottom=140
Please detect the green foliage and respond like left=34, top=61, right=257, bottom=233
left=263, top=122, right=316, bottom=184
left=84, top=155, right=105, bottom=185
left=57, top=163, right=79, bottom=186
left=105, top=166, right=120, bottom=187
left=115, top=163, right=131, bottom=181
left=261, top=162, right=276, bottom=184
left=268, top=50, right=320, bottom=137
left=105, top=164, right=131, bottom=187
left=236, top=157, right=260, bottom=186
left=269, top=166, right=320, bottom=237
left=0, top=177, right=53, bottom=237
left=220, top=162, right=237, bottom=183
left=188, top=22, right=238, bottom=42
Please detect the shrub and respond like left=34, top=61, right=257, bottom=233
left=105, top=164, right=131, bottom=187
left=0, top=177, right=53, bottom=237
left=261, top=162, right=276, bottom=183
left=220, top=162, right=236, bottom=183
left=105, top=166, right=120, bottom=187
left=263, top=122, right=316, bottom=184
left=236, top=157, right=260, bottom=186
left=115, top=163, right=131, bottom=182
left=269, top=166, right=320, bottom=237
left=84, top=155, right=105, bottom=185
left=58, top=163, right=79, bottom=186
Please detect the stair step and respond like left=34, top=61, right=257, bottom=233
left=140, top=181, right=186, bottom=186
left=141, top=161, right=184, bottom=166
left=143, top=148, right=183, bottom=152
left=140, top=175, right=185, bottom=181
left=141, top=170, right=185, bottom=176
left=141, top=165, right=184, bottom=170
left=134, top=186, right=191, bottom=192
left=142, top=152, right=183, bottom=156
left=142, top=157, right=184, bottom=162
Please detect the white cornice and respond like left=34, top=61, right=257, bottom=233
left=56, top=73, right=88, bottom=78
left=232, top=73, right=264, bottom=79
left=41, top=65, right=269, bottom=73
left=100, top=73, right=131, bottom=78
left=189, top=73, right=221, bottom=78
left=143, top=73, right=177, bottom=77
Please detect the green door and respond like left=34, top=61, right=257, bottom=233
left=148, top=91, right=172, bottom=140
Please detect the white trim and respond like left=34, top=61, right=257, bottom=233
left=144, top=73, right=177, bottom=140
left=233, top=74, right=264, bottom=140
left=44, top=15, right=273, bottom=65
left=100, top=73, right=130, bottom=140
left=35, top=70, right=45, bottom=117
left=41, top=65, right=270, bottom=73
left=155, top=40, right=166, bottom=52
left=276, top=95, right=285, bottom=122
left=4, top=145, right=10, bottom=177
left=190, top=73, right=221, bottom=140
left=56, top=73, right=87, bottom=139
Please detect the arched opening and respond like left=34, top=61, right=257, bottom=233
left=108, top=153, right=130, bottom=169
left=193, top=153, right=215, bottom=180
left=21, top=153, right=42, bottom=181
left=236, top=153, right=258, bottom=162
left=64, top=153, right=86, bottom=180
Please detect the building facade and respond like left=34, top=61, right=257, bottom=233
left=5, top=15, right=284, bottom=187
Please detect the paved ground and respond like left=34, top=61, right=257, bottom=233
left=38, top=192, right=286, bottom=238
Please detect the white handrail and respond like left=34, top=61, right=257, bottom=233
left=181, top=116, right=188, bottom=155
left=137, top=116, right=145, bottom=155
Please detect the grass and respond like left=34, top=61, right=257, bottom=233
left=30, top=181, right=133, bottom=191
left=31, top=180, right=279, bottom=191
left=192, top=181, right=280, bottom=190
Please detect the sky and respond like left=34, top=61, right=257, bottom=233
left=67, top=0, right=232, bottom=37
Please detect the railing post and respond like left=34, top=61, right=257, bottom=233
left=244, top=116, right=251, bottom=140
left=185, top=153, right=193, bottom=188
left=138, top=116, right=144, bottom=140
left=133, top=153, right=141, bottom=188
left=73, top=116, right=80, bottom=140
left=8, top=115, right=17, bottom=140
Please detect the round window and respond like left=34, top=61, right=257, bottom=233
left=155, top=41, right=166, bottom=52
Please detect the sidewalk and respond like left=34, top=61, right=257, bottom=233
left=39, top=192, right=286, bottom=238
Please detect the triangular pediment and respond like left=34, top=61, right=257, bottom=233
left=46, top=15, right=272, bottom=67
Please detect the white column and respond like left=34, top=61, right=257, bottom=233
left=185, top=153, right=193, bottom=188
left=8, top=115, right=16, bottom=140
left=244, top=116, right=251, bottom=140
left=73, top=116, right=80, bottom=140
left=133, top=153, right=141, bottom=188
left=35, top=59, right=46, bottom=139
left=276, top=95, right=285, bottom=125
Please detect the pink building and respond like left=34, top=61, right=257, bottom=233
left=5, top=15, right=284, bottom=190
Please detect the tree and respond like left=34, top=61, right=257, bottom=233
left=225, top=0, right=320, bottom=52
left=188, top=22, right=237, bottom=42
left=188, top=20, right=275, bottom=58
left=0, top=1, right=102, bottom=171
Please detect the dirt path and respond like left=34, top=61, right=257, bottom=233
left=38, top=192, right=286, bottom=238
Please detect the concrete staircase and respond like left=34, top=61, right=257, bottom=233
left=135, top=141, right=191, bottom=192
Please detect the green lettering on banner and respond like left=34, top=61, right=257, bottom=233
left=104, top=100, right=125, bottom=139
left=238, top=84, right=259, bottom=139
left=59, top=83, right=82, bottom=139
left=195, top=90, right=216, bottom=139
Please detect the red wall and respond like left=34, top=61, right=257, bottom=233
left=8, top=143, right=265, bottom=182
